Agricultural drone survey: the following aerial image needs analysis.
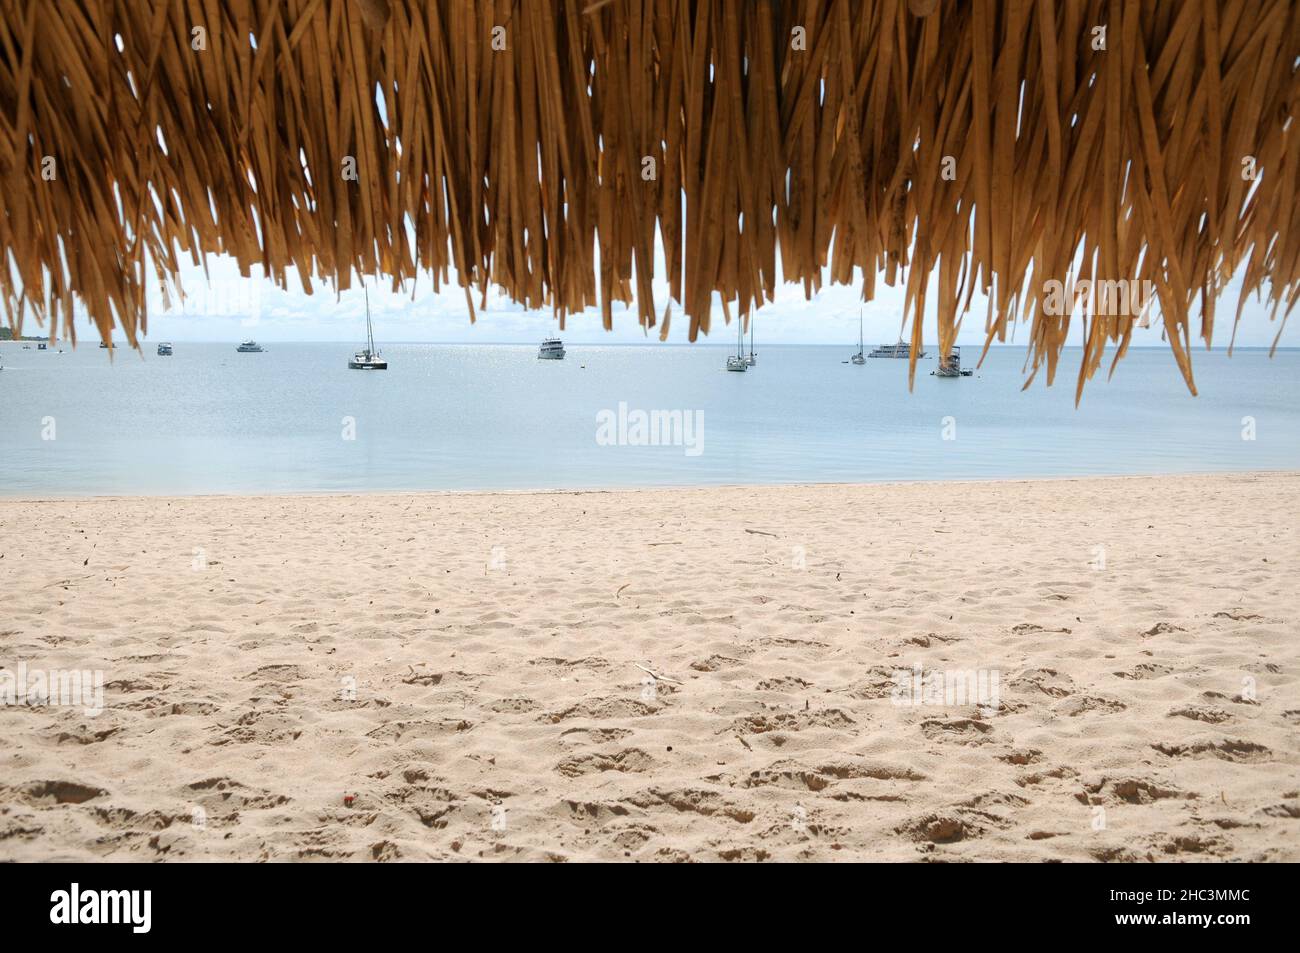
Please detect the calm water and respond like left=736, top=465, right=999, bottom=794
left=1, top=342, right=1297, bottom=495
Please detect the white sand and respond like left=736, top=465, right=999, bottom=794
left=1, top=472, right=1297, bottom=861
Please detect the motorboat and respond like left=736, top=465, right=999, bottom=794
left=933, top=346, right=974, bottom=377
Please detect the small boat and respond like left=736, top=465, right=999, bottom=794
left=236, top=340, right=264, bottom=352
left=850, top=310, right=865, bottom=364
left=933, top=345, right=974, bottom=377
left=99, top=341, right=113, bottom=349
left=37, top=342, right=47, bottom=350
left=156, top=342, right=173, bottom=356
left=348, top=289, right=387, bottom=369
left=745, top=316, right=757, bottom=366
left=726, top=312, right=748, bottom=371
left=538, top=337, right=565, bottom=360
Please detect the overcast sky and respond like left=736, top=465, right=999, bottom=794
left=133, top=245, right=1291, bottom=349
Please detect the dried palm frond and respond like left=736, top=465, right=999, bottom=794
left=0, top=0, right=1296, bottom=394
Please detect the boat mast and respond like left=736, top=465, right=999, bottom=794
left=365, top=287, right=375, bottom=355
left=858, top=309, right=863, bottom=356
left=749, top=315, right=754, bottom=358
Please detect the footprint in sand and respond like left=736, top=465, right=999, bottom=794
left=1168, top=705, right=1230, bottom=724
left=1055, top=695, right=1127, bottom=716
left=728, top=708, right=855, bottom=735
left=555, top=748, right=655, bottom=778
left=1009, top=668, right=1074, bottom=697
left=1151, top=739, right=1272, bottom=763
left=11, top=780, right=107, bottom=805
left=1078, top=776, right=1193, bottom=805
left=541, top=697, right=661, bottom=723
left=920, top=718, right=993, bottom=744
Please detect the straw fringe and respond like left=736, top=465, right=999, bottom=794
left=1, top=1, right=1296, bottom=393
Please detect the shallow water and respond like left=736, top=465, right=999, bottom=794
left=1, top=341, right=1296, bottom=495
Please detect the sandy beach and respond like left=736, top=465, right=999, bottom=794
left=1, top=472, right=1296, bottom=862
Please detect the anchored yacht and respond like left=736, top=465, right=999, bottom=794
left=933, top=346, right=973, bottom=377
left=348, top=289, right=387, bottom=369
left=850, top=310, right=865, bottom=364
left=726, top=313, right=747, bottom=371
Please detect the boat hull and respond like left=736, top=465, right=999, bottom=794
left=869, top=346, right=927, bottom=358
left=348, top=360, right=388, bottom=369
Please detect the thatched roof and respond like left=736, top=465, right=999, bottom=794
left=1, top=1, right=1297, bottom=393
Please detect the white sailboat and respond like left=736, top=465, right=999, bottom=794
left=348, top=288, right=387, bottom=370
left=850, top=310, right=865, bottom=364
left=745, top=315, right=756, bottom=366
left=725, top=313, right=748, bottom=371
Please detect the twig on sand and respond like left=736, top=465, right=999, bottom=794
left=744, top=528, right=777, bottom=537
left=736, top=735, right=752, bottom=751
left=634, top=662, right=682, bottom=685
left=616, top=583, right=630, bottom=597
left=647, top=541, right=682, bottom=546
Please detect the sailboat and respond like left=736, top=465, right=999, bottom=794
left=850, top=310, right=865, bottom=364
left=725, top=313, right=748, bottom=371
left=348, top=288, right=387, bottom=370
left=745, top=315, right=756, bottom=366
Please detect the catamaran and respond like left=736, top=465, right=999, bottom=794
left=236, top=340, right=264, bottom=352
left=850, top=310, right=865, bottom=364
left=348, top=288, right=387, bottom=369
left=726, top=314, right=748, bottom=371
